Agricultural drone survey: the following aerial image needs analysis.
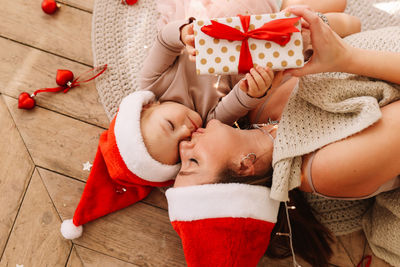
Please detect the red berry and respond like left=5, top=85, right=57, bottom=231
left=42, top=0, right=58, bottom=14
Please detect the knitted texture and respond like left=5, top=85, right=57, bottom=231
left=271, top=26, right=400, bottom=202
left=362, top=189, right=400, bottom=267
left=303, top=192, right=374, bottom=235
left=92, top=0, right=160, bottom=120
left=345, top=0, right=400, bottom=31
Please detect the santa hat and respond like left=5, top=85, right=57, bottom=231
left=166, top=183, right=280, bottom=267
left=61, top=91, right=180, bottom=239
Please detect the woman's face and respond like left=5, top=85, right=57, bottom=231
left=175, top=119, right=245, bottom=187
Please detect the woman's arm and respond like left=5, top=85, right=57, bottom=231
left=343, top=48, right=400, bottom=84
left=300, top=100, right=400, bottom=198
left=286, top=6, right=400, bottom=84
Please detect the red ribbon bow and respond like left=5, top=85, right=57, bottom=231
left=201, top=15, right=301, bottom=74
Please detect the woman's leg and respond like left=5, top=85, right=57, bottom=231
left=324, top=12, right=361, bottom=38
left=281, top=0, right=346, bottom=13
left=300, top=100, right=400, bottom=198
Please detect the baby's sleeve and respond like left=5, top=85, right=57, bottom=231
left=138, top=19, right=191, bottom=96
left=206, top=81, right=269, bottom=126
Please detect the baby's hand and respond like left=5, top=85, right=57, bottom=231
left=180, top=23, right=196, bottom=61
left=239, top=66, right=274, bottom=98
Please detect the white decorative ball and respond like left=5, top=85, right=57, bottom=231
left=61, top=219, right=83, bottom=239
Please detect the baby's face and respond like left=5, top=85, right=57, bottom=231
left=141, top=101, right=202, bottom=165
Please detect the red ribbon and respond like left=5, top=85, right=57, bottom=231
left=357, top=255, right=372, bottom=267
left=32, top=64, right=108, bottom=96
left=201, top=15, right=301, bottom=74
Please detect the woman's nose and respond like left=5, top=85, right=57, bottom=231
left=179, top=140, right=194, bottom=150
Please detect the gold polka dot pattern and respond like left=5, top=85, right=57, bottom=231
left=193, top=13, right=304, bottom=75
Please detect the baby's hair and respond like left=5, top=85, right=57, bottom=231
left=140, top=101, right=159, bottom=152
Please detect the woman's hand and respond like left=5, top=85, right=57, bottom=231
left=180, top=23, right=196, bottom=61
left=239, top=66, right=275, bottom=98
left=284, top=5, right=354, bottom=76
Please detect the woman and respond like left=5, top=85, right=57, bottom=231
left=176, top=6, right=400, bottom=198
left=175, top=5, right=400, bottom=266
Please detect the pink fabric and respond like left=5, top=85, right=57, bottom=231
left=157, top=0, right=280, bottom=29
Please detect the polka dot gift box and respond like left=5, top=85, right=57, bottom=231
left=194, top=12, right=304, bottom=75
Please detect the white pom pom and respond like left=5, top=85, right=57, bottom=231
left=61, top=219, right=83, bottom=239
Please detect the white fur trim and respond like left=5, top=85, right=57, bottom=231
left=166, top=183, right=280, bottom=222
left=61, top=219, right=83, bottom=239
left=114, top=91, right=180, bottom=182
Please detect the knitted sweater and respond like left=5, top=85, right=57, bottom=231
left=270, top=27, right=400, bottom=202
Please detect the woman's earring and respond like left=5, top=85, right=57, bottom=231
left=241, top=153, right=256, bottom=167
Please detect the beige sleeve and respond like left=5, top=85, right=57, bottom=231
left=206, top=82, right=269, bottom=126
left=138, top=19, right=189, bottom=95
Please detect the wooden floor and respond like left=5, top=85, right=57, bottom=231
left=0, top=0, right=394, bottom=266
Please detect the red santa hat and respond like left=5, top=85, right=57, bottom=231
left=166, top=183, right=280, bottom=267
left=61, top=91, right=180, bottom=239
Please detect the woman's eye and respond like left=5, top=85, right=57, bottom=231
left=189, top=158, right=198, bottom=165
left=168, top=120, right=175, bottom=130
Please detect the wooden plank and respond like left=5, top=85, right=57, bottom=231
left=59, top=0, right=94, bottom=13
left=4, top=95, right=103, bottom=182
left=74, top=245, right=140, bottom=267
left=0, top=37, right=109, bottom=128
left=0, top=169, right=71, bottom=267
left=259, top=255, right=310, bottom=267
left=37, top=167, right=185, bottom=266
left=0, top=0, right=92, bottom=65
left=66, top=246, right=84, bottom=267
left=337, top=231, right=392, bottom=267
left=0, top=95, right=35, bottom=255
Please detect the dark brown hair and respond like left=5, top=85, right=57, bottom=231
left=266, top=189, right=334, bottom=267
left=217, top=167, right=334, bottom=267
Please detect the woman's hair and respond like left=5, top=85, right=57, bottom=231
left=217, top=166, right=334, bottom=267
left=266, top=189, right=334, bottom=267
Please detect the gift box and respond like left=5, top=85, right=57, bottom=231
left=194, top=12, right=304, bottom=75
